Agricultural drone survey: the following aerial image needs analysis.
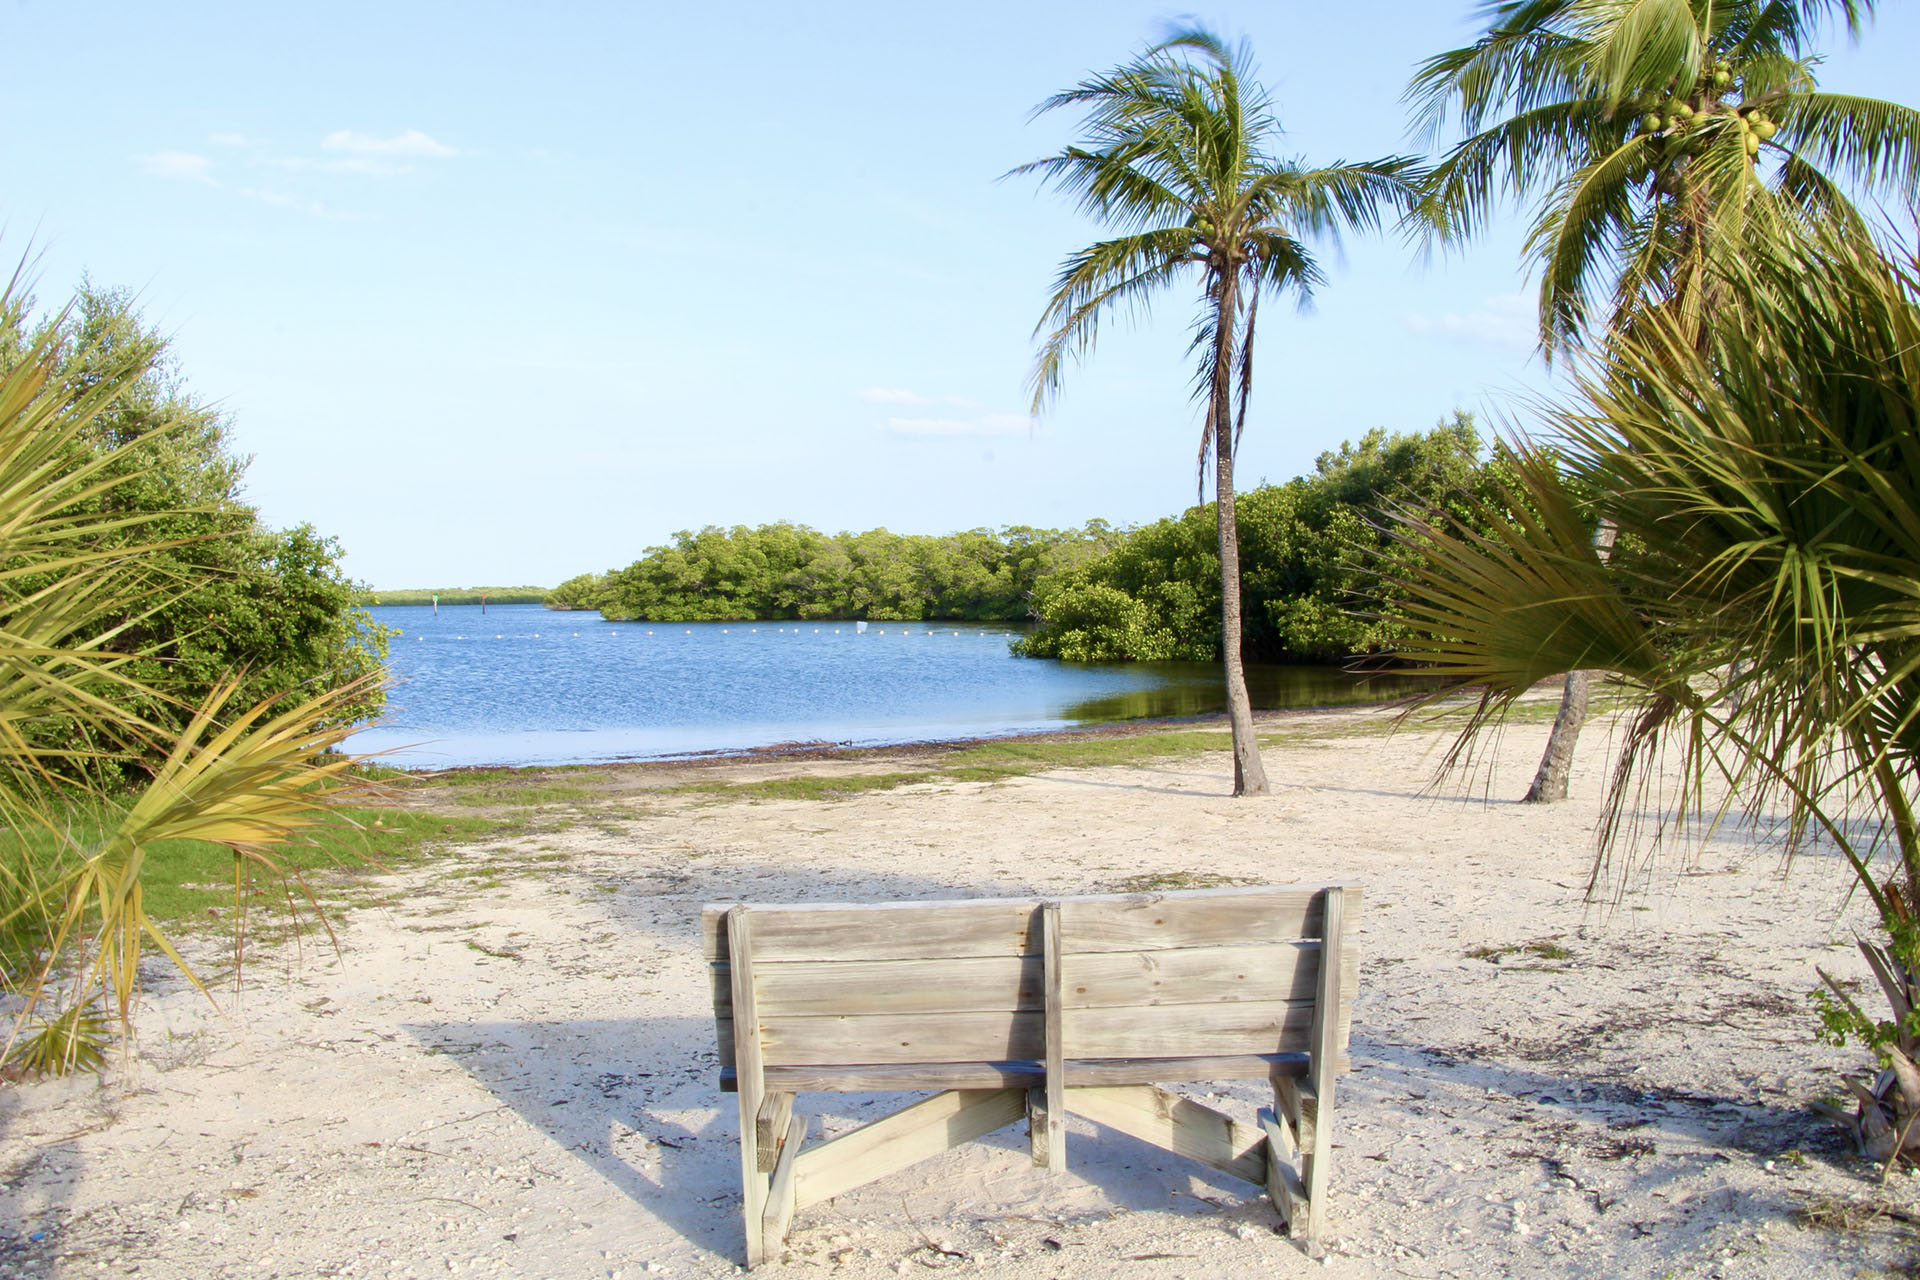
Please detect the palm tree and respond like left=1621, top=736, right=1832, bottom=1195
left=0, top=272, right=376, bottom=1075
left=1408, top=0, right=1920, bottom=800
left=1014, top=27, right=1421, bottom=795
left=1386, top=230, right=1920, bottom=1159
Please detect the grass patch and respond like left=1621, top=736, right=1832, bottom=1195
left=1466, top=937, right=1575, bottom=965
left=449, top=784, right=593, bottom=808
left=674, top=730, right=1248, bottom=804
left=15, top=798, right=500, bottom=933
left=671, top=772, right=929, bottom=802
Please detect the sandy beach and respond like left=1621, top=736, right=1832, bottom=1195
left=1, top=705, right=1910, bottom=1279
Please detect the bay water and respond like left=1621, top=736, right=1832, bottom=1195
left=344, top=603, right=1424, bottom=769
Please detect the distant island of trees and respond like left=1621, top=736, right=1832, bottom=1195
left=369, top=587, right=549, bottom=606
left=544, top=415, right=1514, bottom=665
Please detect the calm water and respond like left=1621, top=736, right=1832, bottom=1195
left=343, top=604, right=1427, bottom=769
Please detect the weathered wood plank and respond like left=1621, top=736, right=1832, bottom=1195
left=760, top=1112, right=807, bottom=1260
left=712, top=946, right=1357, bottom=1014
left=703, top=901, right=1042, bottom=962
left=721, top=955, right=1041, bottom=1016
left=1066, top=1084, right=1267, bottom=1186
left=755, top=1093, right=794, bottom=1173
left=736, top=1001, right=1320, bottom=1067
left=714, top=948, right=1359, bottom=1074
left=1259, top=1106, right=1304, bottom=1229
left=790, top=1090, right=1024, bottom=1210
left=1059, top=943, right=1358, bottom=1010
left=710, top=946, right=1358, bottom=1063
left=1303, top=888, right=1348, bottom=1247
left=701, top=885, right=1363, bottom=962
left=1057, top=887, right=1362, bottom=953
left=728, top=907, right=769, bottom=1268
left=1064, top=1001, right=1318, bottom=1058
left=1042, top=901, right=1066, bottom=1172
left=721, top=1052, right=1320, bottom=1093
left=759, top=1010, right=1045, bottom=1064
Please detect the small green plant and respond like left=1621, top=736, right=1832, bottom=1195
left=1119, top=871, right=1254, bottom=893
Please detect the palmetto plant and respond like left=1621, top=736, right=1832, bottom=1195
left=0, top=274, right=375, bottom=1076
left=1386, top=231, right=1920, bottom=1161
left=1014, top=26, right=1421, bottom=795
left=1410, top=0, right=1920, bottom=356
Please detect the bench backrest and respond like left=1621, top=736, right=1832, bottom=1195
left=703, top=885, right=1359, bottom=1083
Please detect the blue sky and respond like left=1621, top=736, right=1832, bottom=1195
left=4, top=2, right=1915, bottom=589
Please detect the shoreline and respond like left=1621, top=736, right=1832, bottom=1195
left=387, top=696, right=1454, bottom=779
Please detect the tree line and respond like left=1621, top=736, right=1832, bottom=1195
left=546, top=522, right=1126, bottom=622
left=370, top=587, right=548, bottom=606
left=544, top=414, right=1511, bottom=659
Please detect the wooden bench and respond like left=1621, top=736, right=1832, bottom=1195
left=702, top=884, right=1359, bottom=1267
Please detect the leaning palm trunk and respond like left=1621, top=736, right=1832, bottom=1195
left=1524, top=521, right=1618, bottom=802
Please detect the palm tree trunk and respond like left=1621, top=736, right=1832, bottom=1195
left=1208, top=267, right=1268, bottom=797
left=1216, top=440, right=1269, bottom=796
left=1524, top=518, right=1617, bottom=803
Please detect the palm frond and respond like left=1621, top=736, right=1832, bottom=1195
left=1781, top=92, right=1920, bottom=198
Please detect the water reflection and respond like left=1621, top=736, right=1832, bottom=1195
left=1061, top=662, right=1438, bottom=724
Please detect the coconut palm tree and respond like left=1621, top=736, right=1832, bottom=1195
left=0, top=273, right=376, bottom=1075
left=1409, top=0, right=1920, bottom=800
left=1411, top=0, right=1918, bottom=353
left=1386, top=230, right=1920, bottom=1159
left=1014, top=27, right=1422, bottom=795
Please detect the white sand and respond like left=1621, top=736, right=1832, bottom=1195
left=0, top=707, right=1909, bottom=1279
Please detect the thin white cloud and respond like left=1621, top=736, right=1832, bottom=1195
left=1403, top=292, right=1536, bottom=352
left=859, top=387, right=930, bottom=405
left=888, top=412, right=1032, bottom=437
left=322, top=129, right=458, bottom=158
left=135, top=151, right=216, bottom=184
left=209, top=132, right=249, bottom=147
left=240, top=188, right=357, bottom=220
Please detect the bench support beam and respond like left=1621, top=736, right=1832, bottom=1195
left=1066, top=1084, right=1267, bottom=1186
left=792, top=1088, right=1025, bottom=1212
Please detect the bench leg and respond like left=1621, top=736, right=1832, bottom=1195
left=1026, top=1086, right=1052, bottom=1168
left=738, top=1088, right=770, bottom=1267
left=1276, top=1076, right=1331, bottom=1253
left=761, top=1112, right=807, bottom=1260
